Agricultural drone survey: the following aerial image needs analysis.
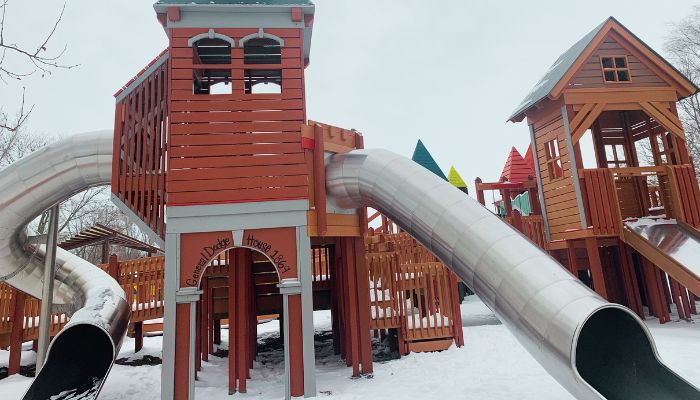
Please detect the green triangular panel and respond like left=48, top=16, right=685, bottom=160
left=412, top=140, right=448, bottom=181
left=448, top=166, right=468, bottom=188
left=499, top=192, right=532, bottom=217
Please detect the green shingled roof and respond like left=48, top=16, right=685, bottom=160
left=412, top=140, right=448, bottom=181
left=156, top=0, right=313, bottom=5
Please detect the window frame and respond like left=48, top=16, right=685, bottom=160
left=600, top=55, right=632, bottom=83
left=544, top=138, right=565, bottom=181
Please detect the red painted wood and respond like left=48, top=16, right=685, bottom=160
left=288, top=294, right=305, bottom=397
left=174, top=303, right=191, bottom=400
left=343, top=238, right=360, bottom=377
left=228, top=249, right=238, bottom=394
left=8, top=291, right=26, bottom=376
left=236, top=249, right=248, bottom=393
left=353, top=237, right=373, bottom=374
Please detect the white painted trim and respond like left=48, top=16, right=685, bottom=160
left=161, top=233, right=179, bottom=400
left=239, top=28, right=285, bottom=47
left=296, top=226, right=317, bottom=397
left=187, top=29, right=236, bottom=47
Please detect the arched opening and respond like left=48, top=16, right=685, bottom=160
left=193, top=246, right=288, bottom=396
left=243, top=37, right=282, bottom=65
left=575, top=306, right=699, bottom=400
left=244, top=69, right=282, bottom=95
left=192, top=37, right=232, bottom=65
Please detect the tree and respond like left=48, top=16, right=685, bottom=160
left=0, top=0, right=74, bottom=133
left=665, top=6, right=700, bottom=177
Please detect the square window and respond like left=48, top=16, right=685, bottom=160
left=600, top=55, right=631, bottom=83
left=616, top=70, right=630, bottom=81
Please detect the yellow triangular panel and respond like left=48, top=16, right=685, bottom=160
left=448, top=166, right=467, bottom=188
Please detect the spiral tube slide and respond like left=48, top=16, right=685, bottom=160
left=0, top=131, right=130, bottom=399
left=326, top=149, right=700, bottom=400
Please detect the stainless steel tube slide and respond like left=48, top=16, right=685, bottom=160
left=325, top=149, right=700, bottom=400
left=0, top=130, right=130, bottom=399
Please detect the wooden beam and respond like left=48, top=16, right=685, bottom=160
left=313, top=124, right=327, bottom=236
left=585, top=237, right=608, bottom=300
left=639, top=102, right=686, bottom=141
left=572, top=103, right=606, bottom=144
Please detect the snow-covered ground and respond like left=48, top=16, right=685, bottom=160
left=2, top=296, right=700, bottom=399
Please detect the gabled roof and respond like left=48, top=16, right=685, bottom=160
left=509, top=17, right=699, bottom=122
left=501, top=147, right=535, bottom=183
left=412, top=140, right=448, bottom=181
left=448, top=166, right=468, bottom=189
left=523, top=144, right=535, bottom=172
left=156, top=0, right=312, bottom=5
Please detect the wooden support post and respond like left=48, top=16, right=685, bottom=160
left=102, top=240, right=111, bottom=265
left=566, top=240, right=578, bottom=276
left=108, top=254, right=119, bottom=281
left=313, top=124, right=327, bottom=236
left=617, top=243, right=643, bottom=317
left=449, top=273, right=465, bottom=347
left=227, top=249, right=238, bottom=394
left=195, top=300, right=201, bottom=374
left=669, top=279, right=687, bottom=320
left=134, top=322, right=144, bottom=353
left=289, top=294, right=305, bottom=397
left=8, top=290, right=26, bottom=376
left=475, top=178, right=485, bottom=206
left=585, top=237, right=608, bottom=300
left=236, top=249, right=248, bottom=393
left=502, top=189, right=513, bottom=217
left=343, top=238, right=360, bottom=377
left=201, top=278, right=209, bottom=362
left=214, top=319, right=221, bottom=346
left=353, top=237, right=373, bottom=375
left=329, top=244, right=341, bottom=355
left=208, top=285, right=215, bottom=355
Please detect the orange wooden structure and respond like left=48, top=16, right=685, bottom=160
left=498, top=17, right=700, bottom=324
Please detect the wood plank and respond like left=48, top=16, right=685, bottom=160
left=168, top=187, right=308, bottom=205
left=170, top=121, right=302, bottom=135
left=169, top=142, right=302, bottom=157
left=168, top=175, right=308, bottom=192
left=168, top=163, right=308, bottom=181
left=169, top=153, right=306, bottom=169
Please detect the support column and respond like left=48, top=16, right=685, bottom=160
left=134, top=322, right=144, bottom=353
left=161, top=233, right=180, bottom=400
left=174, top=288, right=201, bottom=400
left=8, top=290, right=26, bottom=376
left=37, top=204, right=59, bottom=373
left=296, top=226, right=316, bottom=397
left=228, top=249, right=238, bottom=395
left=585, top=237, right=608, bottom=300
left=278, top=278, right=302, bottom=400
left=201, top=278, right=209, bottom=362
left=353, top=237, right=373, bottom=375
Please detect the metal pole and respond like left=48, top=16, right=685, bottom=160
left=36, top=204, right=59, bottom=372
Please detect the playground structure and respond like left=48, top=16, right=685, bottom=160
left=476, top=17, right=700, bottom=326
left=0, top=3, right=699, bottom=400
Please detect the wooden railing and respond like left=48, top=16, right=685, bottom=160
left=112, top=257, right=165, bottom=323
left=506, top=214, right=546, bottom=248
left=580, top=165, right=700, bottom=234
left=112, top=51, right=169, bottom=239
left=0, top=283, right=68, bottom=347
left=365, top=233, right=463, bottom=352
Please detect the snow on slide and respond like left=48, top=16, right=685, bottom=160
left=0, top=131, right=130, bottom=399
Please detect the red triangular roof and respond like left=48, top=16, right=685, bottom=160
left=523, top=145, right=535, bottom=172
left=500, top=147, right=535, bottom=183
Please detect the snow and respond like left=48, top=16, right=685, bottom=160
left=2, top=296, right=700, bottom=400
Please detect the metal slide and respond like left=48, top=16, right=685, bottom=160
left=326, top=149, right=700, bottom=400
left=0, top=131, right=130, bottom=399
left=623, top=218, right=700, bottom=298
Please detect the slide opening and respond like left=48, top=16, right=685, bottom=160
left=23, top=324, right=114, bottom=400
left=575, top=307, right=699, bottom=400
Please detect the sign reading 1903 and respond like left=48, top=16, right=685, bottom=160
left=246, top=234, right=291, bottom=275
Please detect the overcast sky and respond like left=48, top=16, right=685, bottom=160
left=2, top=0, right=699, bottom=185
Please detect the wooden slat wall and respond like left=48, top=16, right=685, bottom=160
left=534, top=114, right=582, bottom=235
left=582, top=169, right=621, bottom=235
left=672, top=165, right=700, bottom=228
left=568, top=34, right=670, bottom=90
left=112, top=57, right=169, bottom=239
left=167, top=28, right=309, bottom=206
left=0, top=283, right=68, bottom=347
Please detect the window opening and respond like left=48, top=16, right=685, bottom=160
left=601, top=56, right=631, bottom=82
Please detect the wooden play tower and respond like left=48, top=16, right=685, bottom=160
left=482, top=17, right=700, bottom=324
left=104, top=1, right=464, bottom=399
